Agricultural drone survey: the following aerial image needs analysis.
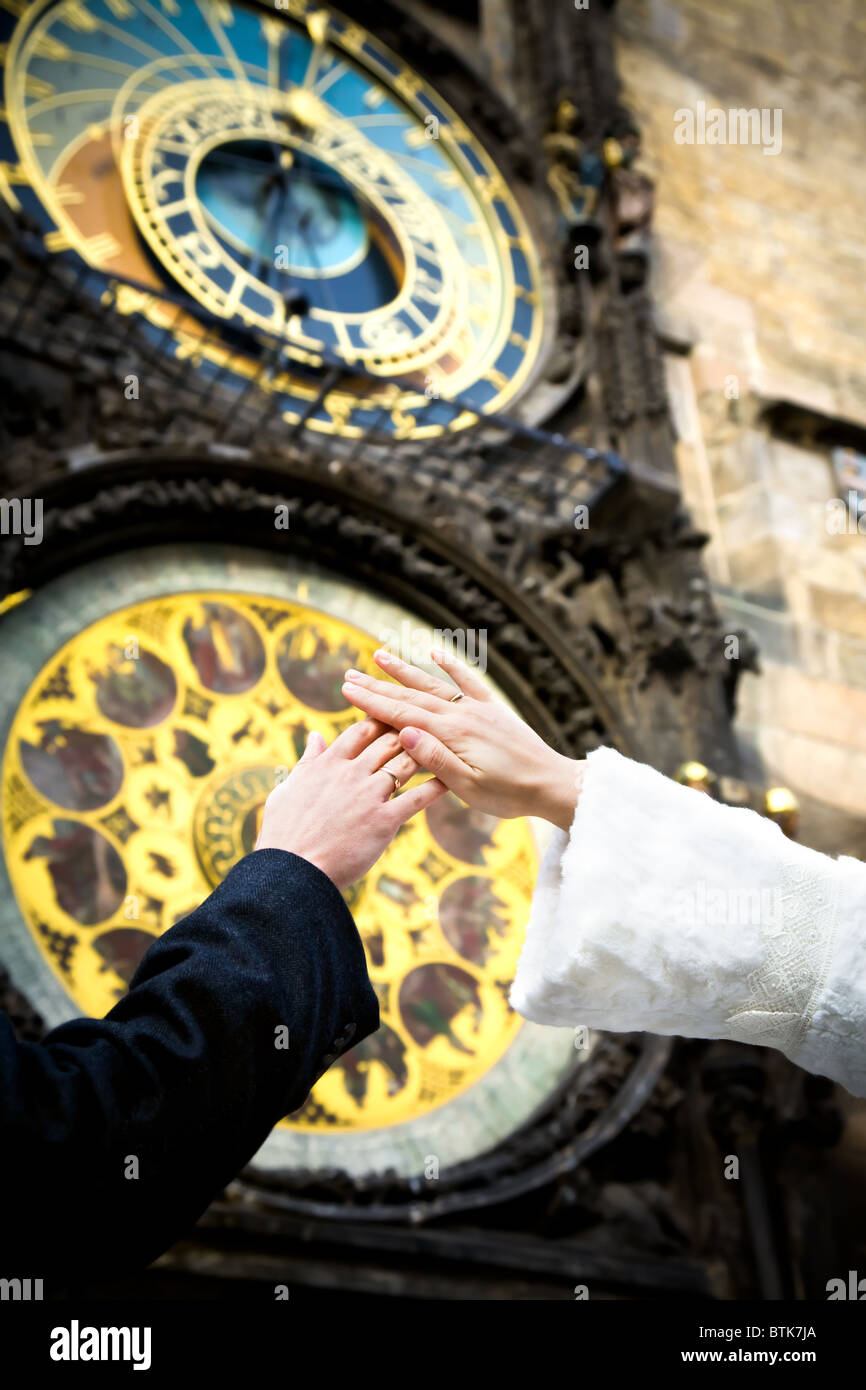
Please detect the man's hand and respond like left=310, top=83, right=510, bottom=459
left=340, top=648, right=583, bottom=831
left=255, top=719, right=444, bottom=889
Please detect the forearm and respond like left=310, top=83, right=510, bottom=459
left=511, top=746, right=866, bottom=1096
left=0, top=850, right=378, bottom=1277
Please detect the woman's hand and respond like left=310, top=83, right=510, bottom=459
left=340, top=650, right=583, bottom=831
left=255, top=719, right=444, bottom=889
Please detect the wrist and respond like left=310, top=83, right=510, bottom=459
left=255, top=835, right=338, bottom=884
left=532, top=751, right=584, bottom=831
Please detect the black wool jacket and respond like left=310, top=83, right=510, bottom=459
left=0, top=849, right=379, bottom=1281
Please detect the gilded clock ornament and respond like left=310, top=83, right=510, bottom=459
left=0, top=0, right=548, bottom=437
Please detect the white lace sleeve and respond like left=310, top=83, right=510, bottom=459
left=510, top=746, right=866, bottom=1097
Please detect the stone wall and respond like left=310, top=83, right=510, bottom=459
left=614, top=0, right=866, bottom=846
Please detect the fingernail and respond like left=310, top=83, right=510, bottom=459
left=431, top=648, right=445, bottom=662
left=345, top=669, right=362, bottom=679
left=375, top=648, right=391, bottom=664
left=401, top=727, right=419, bottom=749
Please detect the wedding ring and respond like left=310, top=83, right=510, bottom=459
left=383, top=768, right=401, bottom=790
left=449, top=691, right=464, bottom=702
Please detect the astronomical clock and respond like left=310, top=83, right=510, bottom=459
left=0, top=0, right=754, bottom=1293
left=0, top=0, right=548, bottom=437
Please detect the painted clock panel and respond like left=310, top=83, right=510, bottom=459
left=0, top=0, right=547, bottom=437
left=0, top=547, right=578, bottom=1178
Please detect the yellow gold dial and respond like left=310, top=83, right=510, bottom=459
left=1, top=589, right=540, bottom=1133
left=0, top=549, right=579, bottom=1177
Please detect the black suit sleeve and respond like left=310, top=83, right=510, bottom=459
left=0, top=849, right=378, bottom=1280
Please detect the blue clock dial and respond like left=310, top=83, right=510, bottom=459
left=0, top=0, right=548, bottom=438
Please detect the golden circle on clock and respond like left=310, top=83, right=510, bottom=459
left=1, top=589, right=541, bottom=1133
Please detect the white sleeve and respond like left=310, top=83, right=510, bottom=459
left=510, top=745, right=866, bottom=1097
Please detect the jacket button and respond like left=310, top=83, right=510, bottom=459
left=334, top=1022, right=356, bottom=1048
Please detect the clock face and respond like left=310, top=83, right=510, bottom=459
left=0, top=547, right=578, bottom=1178
left=0, top=0, right=548, bottom=438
